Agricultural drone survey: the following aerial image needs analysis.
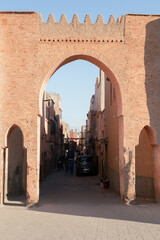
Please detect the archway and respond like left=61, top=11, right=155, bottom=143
left=39, top=55, right=124, bottom=201
left=4, top=125, right=26, bottom=204
left=135, top=126, right=156, bottom=201
left=39, top=54, right=122, bottom=117
left=1, top=12, right=160, bottom=206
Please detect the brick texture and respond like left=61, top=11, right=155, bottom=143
left=0, top=12, right=160, bottom=205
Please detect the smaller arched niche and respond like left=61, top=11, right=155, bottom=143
left=135, top=126, right=155, bottom=200
left=6, top=125, right=26, bottom=202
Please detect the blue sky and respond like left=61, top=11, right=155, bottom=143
left=46, top=61, right=99, bottom=130
left=1, top=1, right=160, bottom=130
left=1, top=0, right=160, bottom=22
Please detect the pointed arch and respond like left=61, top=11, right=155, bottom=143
left=4, top=124, right=26, bottom=204
left=143, top=125, right=157, bottom=146
left=4, top=123, right=26, bottom=147
left=39, top=53, right=122, bottom=118
left=135, top=125, right=157, bottom=201
left=6, top=124, right=24, bottom=144
left=38, top=52, right=124, bottom=202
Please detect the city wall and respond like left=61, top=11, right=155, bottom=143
left=0, top=12, right=160, bottom=204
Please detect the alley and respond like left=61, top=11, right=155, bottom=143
left=0, top=170, right=160, bottom=240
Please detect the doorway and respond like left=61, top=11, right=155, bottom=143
left=4, top=125, right=26, bottom=204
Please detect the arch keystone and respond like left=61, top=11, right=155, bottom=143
left=47, top=14, right=55, bottom=23
left=60, top=14, right=68, bottom=24
left=84, top=14, right=92, bottom=24
left=108, top=15, right=116, bottom=24
left=72, top=14, right=80, bottom=24
left=96, top=15, right=104, bottom=24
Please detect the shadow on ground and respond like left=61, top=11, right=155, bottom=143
left=29, top=170, right=160, bottom=225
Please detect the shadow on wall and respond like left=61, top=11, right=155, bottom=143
left=4, top=126, right=27, bottom=205
left=144, top=19, right=160, bottom=203
left=135, top=127, right=154, bottom=200
left=145, top=19, right=160, bottom=144
left=8, top=126, right=24, bottom=198
left=123, top=149, right=135, bottom=204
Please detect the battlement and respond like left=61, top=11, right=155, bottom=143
left=39, top=14, right=125, bottom=39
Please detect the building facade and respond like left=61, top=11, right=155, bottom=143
left=87, top=70, right=126, bottom=193
left=88, top=69, right=155, bottom=201
left=1, top=12, right=160, bottom=205
left=40, top=92, right=64, bottom=181
left=79, top=125, right=86, bottom=154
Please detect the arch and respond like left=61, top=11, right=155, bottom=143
left=6, top=124, right=24, bottom=145
left=38, top=52, right=124, bottom=202
left=135, top=125, right=157, bottom=201
left=39, top=53, right=122, bottom=118
left=143, top=125, right=157, bottom=146
left=2, top=12, right=160, bottom=206
left=4, top=124, right=26, bottom=204
left=4, top=123, right=26, bottom=147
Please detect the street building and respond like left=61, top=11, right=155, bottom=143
left=40, top=92, right=64, bottom=181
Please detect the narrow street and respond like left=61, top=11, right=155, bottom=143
left=0, top=170, right=160, bottom=240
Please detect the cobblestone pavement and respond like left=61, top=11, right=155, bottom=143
left=0, top=170, right=160, bottom=240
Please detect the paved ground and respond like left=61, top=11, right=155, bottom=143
left=0, top=170, right=160, bottom=240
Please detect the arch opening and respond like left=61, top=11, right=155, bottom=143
left=38, top=55, right=124, bottom=203
left=135, top=125, right=157, bottom=201
left=39, top=54, right=122, bottom=117
left=3, top=125, right=26, bottom=205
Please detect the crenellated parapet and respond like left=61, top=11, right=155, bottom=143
left=39, top=14, right=125, bottom=43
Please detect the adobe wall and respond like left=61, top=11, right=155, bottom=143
left=0, top=12, right=160, bottom=204
left=135, top=128, right=154, bottom=199
left=105, top=79, right=119, bottom=193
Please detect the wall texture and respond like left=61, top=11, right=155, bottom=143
left=0, top=12, right=160, bottom=205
